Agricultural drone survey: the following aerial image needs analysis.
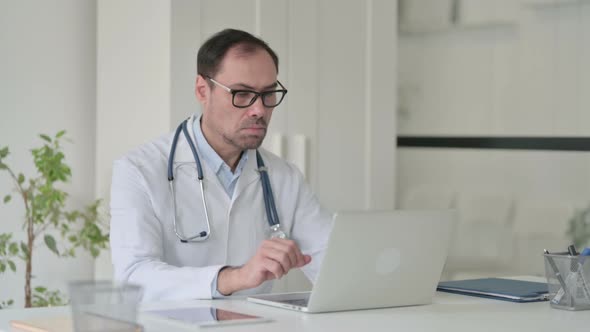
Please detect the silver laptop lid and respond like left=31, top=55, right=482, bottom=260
left=306, top=210, right=455, bottom=312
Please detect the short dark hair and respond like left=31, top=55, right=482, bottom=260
left=197, top=29, right=279, bottom=79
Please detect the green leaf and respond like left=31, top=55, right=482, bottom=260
left=39, top=134, right=51, bottom=143
left=0, top=147, right=8, bottom=159
left=7, top=299, right=13, bottom=305
left=44, top=235, right=59, bottom=256
left=17, top=173, right=25, bottom=184
left=90, top=247, right=99, bottom=258
left=20, top=242, right=29, bottom=259
left=3, top=195, right=10, bottom=204
left=7, top=260, right=16, bottom=272
left=34, top=286, right=47, bottom=293
left=56, top=130, right=66, bottom=138
left=8, top=242, right=18, bottom=255
left=0, top=262, right=5, bottom=273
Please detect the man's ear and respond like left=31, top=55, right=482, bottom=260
left=195, top=75, right=209, bottom=104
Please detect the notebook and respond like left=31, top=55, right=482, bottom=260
left=248, top=210, right=455, bottom=313
left=10, top=317, right=72, bottom=332
left=437, top=278, right=550, bottom=302
left=10, top=315, right=143, bottom=332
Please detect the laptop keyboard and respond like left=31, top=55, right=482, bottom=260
left=277, top=297, right=310, bottom=308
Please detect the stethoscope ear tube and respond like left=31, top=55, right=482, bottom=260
left=169, top=119, right=211, bottom=243
left=182, top=120, right=205, bottom=180
left=256, top=151, right=280, bottom=227
left=167, top=123, right=184, bottom=181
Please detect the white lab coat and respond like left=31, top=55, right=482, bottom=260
left=109, top=115, right=333, bottom=301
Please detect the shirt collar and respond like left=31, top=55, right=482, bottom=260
left=192, top=114, right=248, bottom=174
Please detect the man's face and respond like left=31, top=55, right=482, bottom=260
left=197, top=47, right=278, bottom=154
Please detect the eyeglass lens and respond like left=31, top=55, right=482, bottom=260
left=233, top=90, right=286, bottom=108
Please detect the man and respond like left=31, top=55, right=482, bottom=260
left=110, top=29, right=333, bottom=301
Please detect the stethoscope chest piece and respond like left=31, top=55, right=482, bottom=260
left=269, top=224, right=288, bottom=239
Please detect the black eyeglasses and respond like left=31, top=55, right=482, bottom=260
left=205, top=76, right=288, bottom=108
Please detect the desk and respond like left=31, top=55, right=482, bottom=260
left=1, top=290, right=588, bottom=331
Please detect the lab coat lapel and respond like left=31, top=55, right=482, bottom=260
left=231, top=149, right=260, bottom=203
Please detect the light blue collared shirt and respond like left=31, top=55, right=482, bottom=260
left=193, top=116, right=248, bottom=198
left=193, top=115, right=248, bottom=298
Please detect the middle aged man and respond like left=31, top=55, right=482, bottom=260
left=110, top=29, right=333, bottom=301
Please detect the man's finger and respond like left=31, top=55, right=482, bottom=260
left=264, top=239, right=300, bottom=268
left=268, top=239, right=306, bottom=267
left=302, top=254, right=312, bottom=266
left=264, top=247, right=294, bottom=272
left=262, top=257, right=285, bottom=279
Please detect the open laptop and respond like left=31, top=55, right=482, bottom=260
left=247, top=210, right=455, bottom=313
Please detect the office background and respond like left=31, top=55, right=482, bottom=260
left=397, top=0, right=590, bottom=279
left=1, top=0, right=588, bottom=308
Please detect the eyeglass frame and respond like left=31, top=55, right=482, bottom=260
left=203, top=75, right=288, bottom=108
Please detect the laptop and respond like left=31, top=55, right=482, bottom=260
left=247, top=210, right=455, bottom=313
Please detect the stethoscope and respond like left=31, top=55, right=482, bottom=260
left=167, top=118, right=287, bottom=243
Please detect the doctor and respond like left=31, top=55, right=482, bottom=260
left=109, top=29, right=333, bottom=301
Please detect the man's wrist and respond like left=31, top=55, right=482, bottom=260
left=217, top=266, right=241, bottom=296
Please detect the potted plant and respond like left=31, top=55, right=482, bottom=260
left=0, top=131, right=109, bottom=308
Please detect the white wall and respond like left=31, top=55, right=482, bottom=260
left=398, top=0, right=590, bottom=136
left=170, top=0, right=202, bottom=127
left=0, top=0, right=97, bottom=307
left=96, top=0, right=172, bottom=203
left=397, top=0, right=590, bottom=277
left=94, top=0, right=174, bottom=280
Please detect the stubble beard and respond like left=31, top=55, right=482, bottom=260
left=223, top=131, right=266, bottom=150
left=223, top=118, right=268, bottom=150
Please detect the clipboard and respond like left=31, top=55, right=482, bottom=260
left=437, top=278, right=550, bottom=302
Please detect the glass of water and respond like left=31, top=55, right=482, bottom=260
left=68, top=280, right=143, bottom=332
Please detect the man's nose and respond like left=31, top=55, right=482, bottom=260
left=247, top=96, right=266, bottom=117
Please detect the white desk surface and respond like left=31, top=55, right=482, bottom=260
left=1, top=281, right=589, bottom=332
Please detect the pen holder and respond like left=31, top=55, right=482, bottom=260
left=543, top=253, right=590, bottom=311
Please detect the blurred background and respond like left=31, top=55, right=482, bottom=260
left=397, top=0, right=590, bottom=280
left=1, top=0, right=589, bottom=308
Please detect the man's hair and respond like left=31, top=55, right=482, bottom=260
left=197, top=29, right=279, bottom=79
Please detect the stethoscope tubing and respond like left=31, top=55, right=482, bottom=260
left=257, top=152, right=280, bottom=228
left=168, top=118, right=282, bottom=243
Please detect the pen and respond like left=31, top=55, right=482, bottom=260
left=568, top=244, right=578, bottom=256
left=544, top=249, right=573, bottom=306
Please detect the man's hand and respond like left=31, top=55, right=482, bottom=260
left=217, top=238, right=311, bottom=295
